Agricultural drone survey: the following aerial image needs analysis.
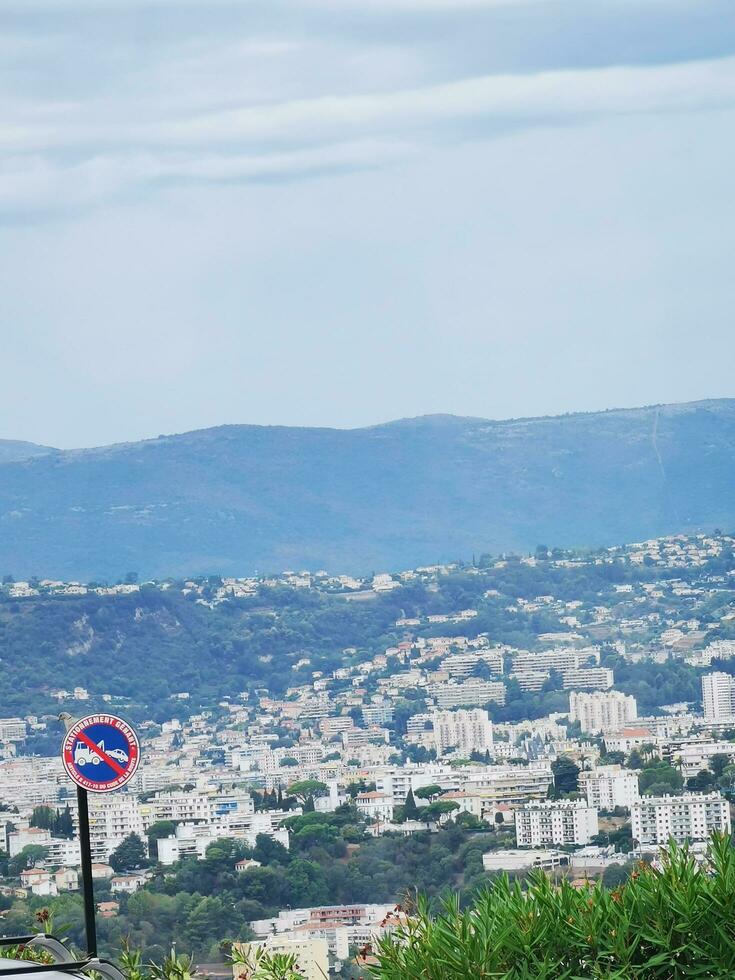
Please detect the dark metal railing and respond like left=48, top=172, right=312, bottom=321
left=0, top=936, right=124, bottom=980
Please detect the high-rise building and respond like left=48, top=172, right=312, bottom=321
left=702, top=672, right=735, bottom=720
left=578, top=765, right=640, bottom=809
left=431, top=679, right=506, bottom=709
left=432, top=709, right=493, bottom=757
left=631, top=793, right=731, bottom=845
left=569, top=690, right=638, bottom=733
left=515, top=800, right=599, bottom=847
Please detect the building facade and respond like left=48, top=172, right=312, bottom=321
left=569, top=690, right=638, bottom=734
left=578, top=765, right=640, bottom=809
left=432, top=709, right=493, bottom=757
left=515, top=801, right=599, bottom=847
left=631, top=793, right=731, bottom=845
left=702, top=672, right=735, bottom=720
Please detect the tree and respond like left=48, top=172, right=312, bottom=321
left=422, top=801, right=459, bottom=823
left=30, top=806, right=56, bottom=831
left=710, top=753, right=731, bottom=779
left=288, top=780, right=328, bottom=805
left=403, top=788, right=419, bottom=820
left=54, top=805, right=74, bottom=839
left=110, top=833, right=149, bottom=872
left=414, top=784, right=442, bottom=802
left=639, top=762, right=683, bottom=796
left=9, top=845, right=48, bottom=877
left=687, top=770, right=716, bottom=793
left=551, top=757, right=580, bottom=795
left=147, top=820, right=177, bottom=860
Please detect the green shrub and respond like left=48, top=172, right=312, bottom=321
left=368, top=834, right=735, bottom=978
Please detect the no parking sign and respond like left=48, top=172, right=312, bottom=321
left=62, top=713, right=140, bottom=793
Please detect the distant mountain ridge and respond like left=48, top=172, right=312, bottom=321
left=1, top=398, right=734, bottom=580
left=0, top=439, right=57, bottom=463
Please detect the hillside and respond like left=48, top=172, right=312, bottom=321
left=1, top=399, right=735, bottom=580
left=0, top=439, right=57, bottom=463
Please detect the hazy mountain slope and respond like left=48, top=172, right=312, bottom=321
left=0, top=439, right=57, bottom=463
left=0, top=399, right=734, bottom=580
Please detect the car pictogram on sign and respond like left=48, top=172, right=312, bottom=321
left=62, top=714, right=140, bottom=793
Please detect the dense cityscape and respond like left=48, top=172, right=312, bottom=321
left=3, top=531, right=735, bottom=975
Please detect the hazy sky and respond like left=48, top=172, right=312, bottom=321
left=2, top=0, right=735, bottom=448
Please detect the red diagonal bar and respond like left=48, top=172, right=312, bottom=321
left=75, top=729, right=127, bottom=777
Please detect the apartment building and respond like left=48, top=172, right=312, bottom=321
left=235, top=938, right=329, bottom=980
left=702, top=672, right=735, bottom=720
left=512, top=647, right=600, bottom=674
left=663, top=736, right=735, bottom=779
left=578, top=765, right=640, bottom=809
left=569, top=690, right=638, bottom=734
left=463, top=765, right=554, bottom=806
left=441, top=650, right=504, bottom=678
left=631, top=793, right=731, bottom=845
left=431, top=679, right=506, bottom=709
left=432, top=709, right=493, bottom=757
left=362, top=704, right=394, bottom=726
left=88, top=795, right=146, bottom=861
left=515, top=801, right=599, bottom=847
left=0, top=718, right=27, bottom=742
left=562, top=667, right=614, bottom=691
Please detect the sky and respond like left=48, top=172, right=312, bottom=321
left=1, top=0, right=735, bottom=449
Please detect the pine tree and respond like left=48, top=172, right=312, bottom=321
left=54, top=805, right=74, bottom=839
left=110, top=833, right=149, bottom=872
left=403, top=788, right=419, bottom=820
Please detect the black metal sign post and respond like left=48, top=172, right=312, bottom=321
left=75, top=786, right=98, bottom=958
left=60, top=712, right=140, bottom=962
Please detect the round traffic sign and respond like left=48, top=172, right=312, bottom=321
left=62, top=714, right=140, bottom=792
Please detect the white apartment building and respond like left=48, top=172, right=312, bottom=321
left=88, top=795, right=146, bottom=862
left=578, top=765, right=640, bottom=810
left=464, top=766, right=554, bottom=806
left=432, top=679, right=506, bottom=709
left=235, top=938, right=329, bottom=980
left=515, top=801, right=599, bottom=847
left=405, top=713, right=433, bottom=736
left=569, top=690, right=638, bottom=734
left=0, top=718, right=27, bottom=742
left=373, top=763, right=552, bottom=807
left=441, top=651, right=504, bottom=678
left=702, top=672, right=735, bottom=720
left=354, top=791, right=394, bottom=823
left=663, top=737, right=735, bottom=779
left=562, top=668, right=614, bottom=691
left=362, top=704, right=394, bottom=726
left=432, top=709, right=493, bottom=757
left=631, top=793, right=731, bottom=845
left=512, top=647, right=600, bottom=673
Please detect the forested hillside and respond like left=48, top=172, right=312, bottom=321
left=1, top=547, right=727, bottom=725
left=1, top=399, right=735, bottom=580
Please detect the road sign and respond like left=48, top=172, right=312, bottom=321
left=62, top=713, right=140, bottom=793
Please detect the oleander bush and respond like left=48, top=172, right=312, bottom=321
left=368, top=834, right=735, bottom=979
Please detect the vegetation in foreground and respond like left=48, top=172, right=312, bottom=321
left=5, top=838, right=735, bottom=979
left=368, top=834, right=735, bottom=979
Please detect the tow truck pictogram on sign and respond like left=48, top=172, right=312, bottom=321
left=62, top=714, right=140, bottom=792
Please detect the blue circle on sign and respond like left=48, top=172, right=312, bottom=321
left=62, top=714, right=140, bottom=792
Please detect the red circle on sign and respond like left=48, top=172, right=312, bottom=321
left=61, top=713, right=141, bottom=793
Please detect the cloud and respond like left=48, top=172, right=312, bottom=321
left=0, top=141, right=418, bottom=215
left=151, top=55, right=735, bottom=148
left=1, top=55, right=734, bottom=216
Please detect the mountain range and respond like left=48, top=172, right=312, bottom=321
left=1, top=398, right=734, bottom=581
